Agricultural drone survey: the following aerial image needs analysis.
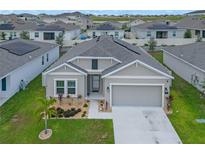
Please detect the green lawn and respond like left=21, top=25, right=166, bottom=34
left=0, top=76, right=114, bottom=144
left=150, top=51, right=205, bottom=144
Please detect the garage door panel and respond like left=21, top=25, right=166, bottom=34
left=112, top=85, right=162, bottom=107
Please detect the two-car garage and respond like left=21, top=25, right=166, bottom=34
left=111, top=84, right=164, bottom=107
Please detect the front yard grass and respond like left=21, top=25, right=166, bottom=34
left=0, top=76, right=114, bottom=144
left=150, top=51, right=205, bottom=144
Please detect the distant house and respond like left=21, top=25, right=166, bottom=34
left=0, top=21, right=81, bottom=45
left=128, top=19, right=145, bottom=27
left=131, top=20, right=185, bottom=39
left=0, top=39, right=59, bottom=106
left=186, top=10, right=205, bottom=16
left=175, top=17, right=205, bottom=38
left=43, top=36, right=173, bottom=108
left=103, top=21, right=123, bottom=29
left=87, top=23, right=125, bottom=39
left=163, top=42, right=205, bottom=92
left=39, top=12, right=93, bottom=30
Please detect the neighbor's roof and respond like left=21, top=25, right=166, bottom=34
left=132, top=20, right=177, bottom=30
left=92, top=23, right=120, bottom=30
left=163, top=42, right=205, bottom=72
left=45, top=36, right=171, bottom=78
left=0, top=21, right=80, bottom=31
left=0, top=39, right=58, bottom=78
left=186, top=10, right=205, bottom=15
left=175, top=17, right=205, bottom=29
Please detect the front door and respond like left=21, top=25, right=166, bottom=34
left=92, top=75, right=100, bottom=92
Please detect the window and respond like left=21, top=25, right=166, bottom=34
left=13, top=32, right=16, bottom=37
left=56, top=80, right=64, bottom=95
left=173, top=31, right=176, bottom=37
left=67, top=80, right=76, bottom=95
left=1, top=77, right=6, bottom=91
left=35, top=32, right=39, bottom=38
left=115, top=31, right=119, bottom=38
left=147, top=31, right=151, bottom=37
left=92, top=59, right=98, bottom=70
left=42, top=56, right=44, bottom=65
left=46, top=53, right=49, bottom=62
left=195, top=30, right=200, bottom=36
left=43, top=32, right=55, bottom=40
left=203, top=31, right=205, bottom=38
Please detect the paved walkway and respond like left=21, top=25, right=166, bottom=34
left=88, top=101, right=181, bottom=144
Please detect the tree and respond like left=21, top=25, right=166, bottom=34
left=20, top=31, right=30, bottom=40
left=38, top=97, right=56, bottom=135
left=148, top=38, right=157, bottom=51
left=56, top=32, right=65, bottom=48
left=184, top=29, right=192, bottom=38
left=0, top=32, right=7, bottom=40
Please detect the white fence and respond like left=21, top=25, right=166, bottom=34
left=122, top=38, right=204, bottom=46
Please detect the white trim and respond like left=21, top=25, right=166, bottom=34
left=109, top=83, right=165, bottom=108
left=67, top=56, right=122, bottom=64
left=43, top=63, right=87, bottom=75
left=49, top=72, right=83, bottom=76
left=102, top=60, right=173, bottom=79
left=106, top=76, right=169, bottom=79
left=54, top=78, right=78, bottom=98
left=163, top=49, right=205, bottom=73
left=86, top=69, right=103, bottom=73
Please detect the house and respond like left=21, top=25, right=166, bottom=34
left=0, top=21, right=81, bottom=45
left=39, top=12, right=93, bottom=30
left=87, top=23, right=125, bottom=39
left=186, top=10, right=205, bottom=16
left=0, top=39, right=59, bottom=106
left=175, top=17, right=205, bottom=38
left=163, top=42, right=205, bottom=92
left=43, top=36, right=173, bottom=108
left=131, top=20, right=185, bottom=39
left=103, top=21, right=123, bottom=29
left=127, top=19, right=145, bottom=27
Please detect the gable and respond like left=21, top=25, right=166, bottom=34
left=49, top=64, right=80, bottom=74
left=110, top=63, right=164, bottom=77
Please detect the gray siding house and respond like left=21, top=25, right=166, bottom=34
left=163, top=42, right=205, bottom=92
left=43, top=36, right=173, bottom=108
left=0, top=39, right=59, bottom=106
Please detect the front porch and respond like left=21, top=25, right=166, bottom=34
left=86, top=92, right=104, bottom=100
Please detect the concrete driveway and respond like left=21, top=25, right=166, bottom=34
left=112, top=107, right=181, bottom=144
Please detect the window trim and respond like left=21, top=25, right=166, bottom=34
left=67, top=80, right=77, bottom=96
left=54, top=79, right=77, bottom=97
left=35, top=32, right=39, bottom=38
left=55, top=80, right=65, bottom=95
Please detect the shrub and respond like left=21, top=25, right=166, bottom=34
left=83, top=103, right=88, bottom=108
left=56, top=107, right=64, bottom=115
left=184, top=29, right=192, bottom=38
left=63, top=110, right=75, bottom=117
left=148, top=38, right=157, bottom=51
left=71, top=108, right=75, bottom=111
left=76, top=108, right=81, bottom=113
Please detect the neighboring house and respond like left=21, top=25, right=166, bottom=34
left=30, top=21, right=81, bottom=44
left=39, top=12, right=93, bottom=30
left=0, top=39, right=59, bottom=106
left=186, top=10, right=205, bottom=16
left=16, top=13, right=40, bottom=22
left=87, top=23, right=125, bottom=39
left=0, top=21, right=81, bottom=45
left=103, top=21, right=123, bottom=29
left=131, top=20, right=185, bottom=39
left=127, top=19, right=145, bottom=27
left=175, top=17, right=205, bottom=38
left=43, top=36, right=173, bottom=108
left=163, top=42, right=205, bottom=92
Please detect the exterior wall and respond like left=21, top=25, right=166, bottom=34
left=103, top=62, right=171, bottom=106
left=131, top=28, right=185, bottom=39
left=0, top=30, right=26, bottom=40
left=45, top=74, right=86, bottom=98
left=163, top=51, right=205, bottom=91
left=87, top=30, right=124, bottom=39
left=0, top=46, right=59, bottom=106
left=71, top=58, right=118, bottom=71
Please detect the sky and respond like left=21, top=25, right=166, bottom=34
left=0, top=10, right=191, bottom=15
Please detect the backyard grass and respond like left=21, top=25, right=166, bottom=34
left=0, top=76, right=114, bottom=144
left=150, top=51, right=205, bottom=144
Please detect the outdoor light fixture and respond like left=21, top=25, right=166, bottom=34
left=106, top=86, right=110, bottom=92
left=165, top=87, right=169, bottom=95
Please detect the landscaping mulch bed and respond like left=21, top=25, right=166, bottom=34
left=98, top=100, right=112, bottom=112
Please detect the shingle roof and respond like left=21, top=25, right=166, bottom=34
left=132, top=20, right=177, bottom=30
left=162, top=42, right=205, bottom=72
left=0, top=39, right=58, bottom=78
left=45, top=36, right=171, bottom=78
left=175, top=17, right=205, bottom=29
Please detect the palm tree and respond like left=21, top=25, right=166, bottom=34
left=38, top=97, right=56, bottom=134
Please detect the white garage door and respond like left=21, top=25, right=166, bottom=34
left=112, top=85, right=162, bottom=107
